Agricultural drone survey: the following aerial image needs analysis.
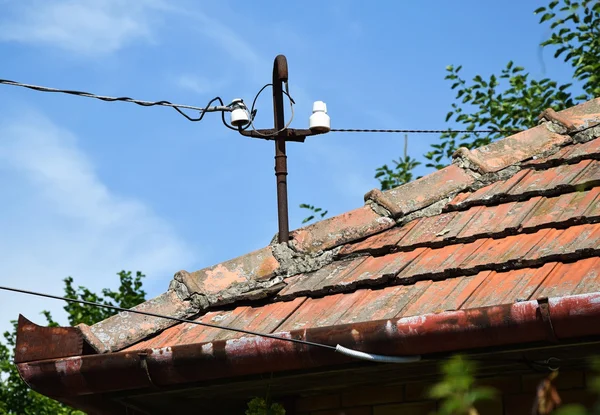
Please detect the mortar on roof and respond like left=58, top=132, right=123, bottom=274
left=472, top=165, right=522, bottom=190
left=272, top=242, right=340, bottom=277
left=365, top=199, right=392, bottom=217
left=574, top=125, right=600, bottom=144
left=172, top=268, right=286, bottom=309
left=398, top=197, right=453, bottom=226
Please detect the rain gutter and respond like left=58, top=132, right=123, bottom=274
left=16, top=292, right=600, bottom=400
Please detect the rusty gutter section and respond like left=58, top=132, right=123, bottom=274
left=14, top=315, right=85, bottom=363
left=17, top=292, right=600, bottom=400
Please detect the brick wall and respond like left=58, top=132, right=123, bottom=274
left=292, top=370, right=596, bottom=415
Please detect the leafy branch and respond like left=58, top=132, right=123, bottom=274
left=0, top=271, right=147, bottom=414
left=430, top=355, right=497, bottom=415
left=300, top=204, right=328, bottom=224
left=375, top=134, right=420, bottom=190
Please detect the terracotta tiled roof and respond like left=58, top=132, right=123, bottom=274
left=80, top=98, right=600, bottom=354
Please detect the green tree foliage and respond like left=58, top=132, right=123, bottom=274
left=426, top=62, right=576, bottom=169
left=537, top=0, right=600, bottom=99
left=62, top=271, right=146, bottom=326
left=431, top=356, right=600, bottom=415
left=0, top=271, right=146, bottom=414
left=299, top=203, right=328, bottom=224
left=374, top=154, right=421, bottom=191
left=430, top=355, right=497, bottom=415
left=245, top=397, right=286, bottom=415
left=393, top=0, right=600, bottom=171
left=375, top=134, right=421, bottom=190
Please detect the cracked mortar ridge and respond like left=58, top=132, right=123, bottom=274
left=574, top=125, right=600, bottom=144
left=166, top=242, right=341, bottom=312
left=272, top=242, right=340, bottom=278
left=171, top=269, right=285, bottom=310
left=170, top=272, right=208, bottom=310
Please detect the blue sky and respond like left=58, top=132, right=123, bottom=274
left=0, top=0, right=578, bottom=333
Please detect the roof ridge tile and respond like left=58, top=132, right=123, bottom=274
left=289, top=205, right=395, bottom=254
left=543, top=98, right=600, bottom=138
left=364, top=164, right=476, bottom=220
left=174, top=246, right=284, bottom=309
left=522, top=136, right=600, bottom=168
left=86, top=290, right=200, bottom=353
left=452, top=125, right=571, bottom=174
left=451, top=99, right=600, bottom=176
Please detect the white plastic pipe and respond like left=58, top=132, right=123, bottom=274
left=335, top=344, right=421, bottom=363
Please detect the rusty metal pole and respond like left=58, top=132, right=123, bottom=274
left=273, top=55, right=289, bottom=243
left=237, top=55, right=324, bottom=242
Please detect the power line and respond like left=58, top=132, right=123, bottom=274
left=0, top=285, right=416, bottom=363
left=0, top=78, right=522, bottom=135
left=0, top=284, right=336, bottom=351
left=0, top=284, right=566, bottom=368
left=330, top=128, right=521, bottom=134
left=0, top=78, right=232, bottom=122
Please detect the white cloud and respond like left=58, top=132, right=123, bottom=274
left=175, top=74, right=228, bottom=95
left=0, top=0, right=264, bottom=68
left=0, top=112, right=193, bottom=334
left=185, top=10, right=261, bottom=68
left=163, top=6, right=266, bottom=82
left=0, top=0, right=166, bottom=55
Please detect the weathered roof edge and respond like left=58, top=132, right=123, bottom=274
left=16, top=292, right=600, bottom=400
left=69, top=98, right=600, bottom=353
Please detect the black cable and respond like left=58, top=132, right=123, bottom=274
left=241, top=86, right=514, bottom=135
left=0, top=78, right=231, bottom=122
left=330, top=128, right=521, bottom=134
left=1, top=78, right=522, bottom=135
left=239, top=83, right=297, bottom=135
left=242, top=83, right=273, bottom=132
left=0, top=285, right=336, bottom=351
left=0, top=284, right=572, bottom=368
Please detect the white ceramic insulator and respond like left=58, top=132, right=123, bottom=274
left=309, top=100, right=331, bottom=133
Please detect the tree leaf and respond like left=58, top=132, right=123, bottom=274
left=540, top=12, right=556, bottom=22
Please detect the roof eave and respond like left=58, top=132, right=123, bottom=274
left=16, top=291, right=600, bottom=404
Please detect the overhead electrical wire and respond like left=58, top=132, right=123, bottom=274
left=0, top=284, right=423, bottom=363
left=0, top=284, right=336, bottom=351
left=0, top=78, right=232, bottom=123
left=0, top=77, right=520, bottom=135
left=0, top=284, right=566, bottom=368
left=330, top=128, right=521, bottom=134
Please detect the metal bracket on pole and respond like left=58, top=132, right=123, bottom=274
left=238, top=55, right=325, bottom=243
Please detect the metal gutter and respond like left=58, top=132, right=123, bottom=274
left=16, top=292, right=600, bottom=401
